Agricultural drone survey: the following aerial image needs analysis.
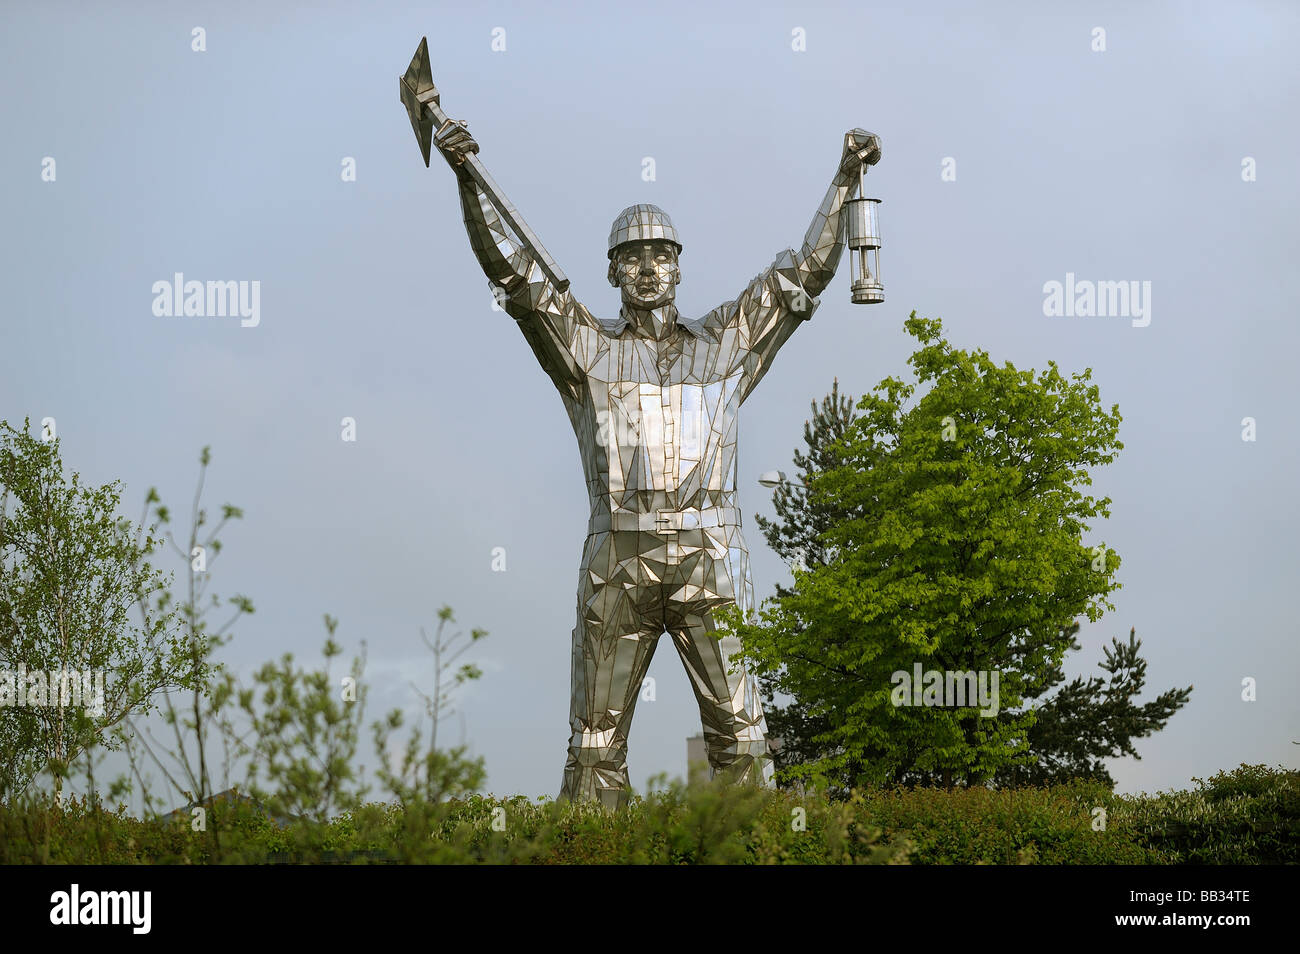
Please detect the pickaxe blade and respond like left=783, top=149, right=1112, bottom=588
left=400, top=37, right=570, bottom=291
left=400, top=37, right=438, bottom=167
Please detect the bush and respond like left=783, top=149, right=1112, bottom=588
left=6, top=767, right=1295, bottom=864
left=853, top=780, right=1155, bottom=864
left=1109, top=763, right=1300, bottom=864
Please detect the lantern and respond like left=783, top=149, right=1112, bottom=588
left=846, top=163, right=884, bottom=305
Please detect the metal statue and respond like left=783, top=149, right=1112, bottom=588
left=401, top=37, right=882, bottom=808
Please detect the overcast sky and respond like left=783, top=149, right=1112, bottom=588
left=2, top=0, right=1297, bottom=804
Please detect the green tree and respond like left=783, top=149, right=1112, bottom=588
left=996, top=623, right=1191, bottom=787
left=0, top=420, right=189, bottom=799
left=120, top=446, right=253, bottom=822
left=237, top=616, right=370, bottom=825
left=729, top=314, right=1128, bottom=790
left=751, top=381, right=856, bottom=777
left=753, top=368, right=1190, bottom=790
left=755, top=378, right=858, bottom=574
left=375, top=606, right=489, bottom=807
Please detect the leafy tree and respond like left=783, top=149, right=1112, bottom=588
left=413, top=605, right=487, bottom=755
left=752, top=380, right=857, bottom=776
left=376, top=606, right=489, bottom=807
left=117, top=446, right=253, bottom=837
left=237, top=616, right=370, bottom=825
left=753, top=372, right=1190, bottom=789
left=0, top=420, right=189, bottom=799
left=114, top=449, right=490, bottom=828
left=729, top=314, right=1131, bottom=789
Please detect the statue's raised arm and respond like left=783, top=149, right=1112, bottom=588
left=795, top=129, right=881, bottom=297
left=699, top=129, right=882, bottom=403
left=401, top=38, right=595, bottom=396
left=401, top=37, right=568, bottom=291
left=434, top=122, right=539, bottom=297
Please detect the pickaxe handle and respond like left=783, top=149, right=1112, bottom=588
left=401, top=37, right=570, bottom=293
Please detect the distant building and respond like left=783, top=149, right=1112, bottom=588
left=686, top=734, right=708, bottom=780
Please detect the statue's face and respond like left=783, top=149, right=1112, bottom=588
left=610, top=240, right=680, bottom=309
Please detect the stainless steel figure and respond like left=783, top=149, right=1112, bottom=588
left=402, top=39, right=880, bottom=808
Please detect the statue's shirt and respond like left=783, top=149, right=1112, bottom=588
left=499, top=249, right=818, bottom=526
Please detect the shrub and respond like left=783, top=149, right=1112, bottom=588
left=1110, top=763, right=1299, bottom=864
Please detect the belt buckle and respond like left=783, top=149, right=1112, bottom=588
left=654, top=508, right=702, bottom=533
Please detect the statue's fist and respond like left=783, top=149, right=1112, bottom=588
left=434, top=118, right=479, bottom=168
left=840, top=129, right=881, bottom=176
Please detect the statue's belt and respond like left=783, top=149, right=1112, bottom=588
left=589, top=506, right=741, bottom=535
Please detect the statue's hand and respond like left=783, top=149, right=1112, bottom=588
left=839, top=128, right=881, bottom=176
left=434, top=118, right=480, bottom=171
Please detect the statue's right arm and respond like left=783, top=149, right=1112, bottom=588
left=455, top=172, right=535, bottom=294
left=455, top=174, right=592, bottom=396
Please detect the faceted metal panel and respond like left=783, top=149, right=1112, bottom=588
left=438, top=128, right=862, bottom=806
left=607, top=203, right=682, bottom=257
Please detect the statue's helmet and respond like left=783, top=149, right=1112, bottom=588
left=607, top=204, right=682, bottom=259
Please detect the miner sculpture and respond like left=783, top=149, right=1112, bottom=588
left=401, top=38, right=882, bottom=808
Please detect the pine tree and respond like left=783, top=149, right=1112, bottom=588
left=753, top=379, right=856, bottom=778
left=996, top=623, right=1192, bottom=787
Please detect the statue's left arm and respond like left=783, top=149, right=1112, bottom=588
left=794, top=129, right=881, bottom=297
left=706, top=130, right=880, bottom=402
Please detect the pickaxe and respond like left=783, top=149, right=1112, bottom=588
left=401, top=37, right=570, bottom=292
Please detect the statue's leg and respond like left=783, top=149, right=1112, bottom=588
left=665, top=544, right=773, bottom=787
left=559, top=530, right=661, bottom=810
